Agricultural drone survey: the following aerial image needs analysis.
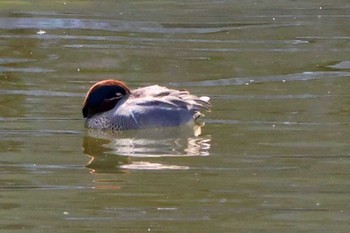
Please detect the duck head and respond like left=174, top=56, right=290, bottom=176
left=82, top=80, right=131, bottom=118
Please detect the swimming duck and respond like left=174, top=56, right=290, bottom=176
left=82, top=80, right=211, bottom=130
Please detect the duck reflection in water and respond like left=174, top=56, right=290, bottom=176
left=82, top=125, right=211, bottom=174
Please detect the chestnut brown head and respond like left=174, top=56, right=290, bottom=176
left=82, top=80, right=131, bottom=118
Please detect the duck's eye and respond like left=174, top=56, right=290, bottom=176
left=115, top=92, right=123, bottom=98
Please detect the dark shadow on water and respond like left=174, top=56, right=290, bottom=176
left=82, top=125, right=211, bottom=174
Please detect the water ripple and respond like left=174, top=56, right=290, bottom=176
left=120, top=162, right=189, bottom=170
left=0, top=17, right=301, bottom=34
left=0, top=67, right=54, bottom=73
left=171, top=71, right=350, bottom=87
left=0, top=58, right=36, bottom=64
left=0, top=89, right=83, bottom=97
left=0, top=129, right=81, bottom=136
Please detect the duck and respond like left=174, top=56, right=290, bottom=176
left=82, top=79, right=211, bottom=130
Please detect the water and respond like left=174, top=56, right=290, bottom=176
left=1, top=1, right=350, bottom=232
